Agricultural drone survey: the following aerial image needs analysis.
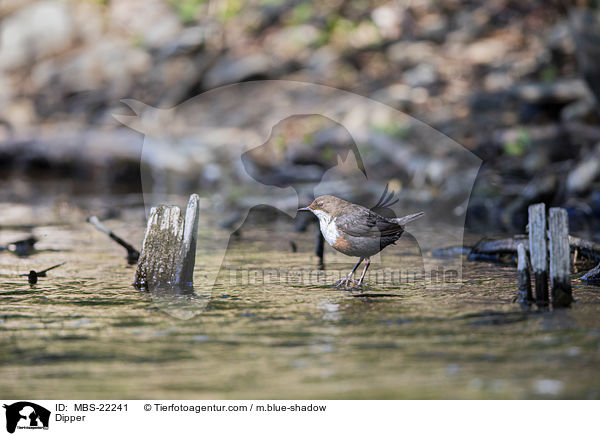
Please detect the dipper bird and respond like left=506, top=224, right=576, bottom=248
left=298, top=195, right=423, bottom=289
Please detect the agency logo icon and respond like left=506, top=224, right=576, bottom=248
left=3, top=402, right=50, bottom=434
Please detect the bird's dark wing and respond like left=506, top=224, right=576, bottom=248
left=336, top=208, right=403, bottom=239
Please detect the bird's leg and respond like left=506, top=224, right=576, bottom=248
left=356, top=258, right=371, bottom=288
left=316, top=232, right=325, bottom=270
left=315, top=232, right=325, bottom=265
left=335, top=257, right=364, bottom=289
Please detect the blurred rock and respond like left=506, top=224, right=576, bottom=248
left=108, top=0, right=182, bottom=48
left=509, top=79, right=591, bottom=103
left=264, top=25, right=320, bottom=61
left=546, top=21, right=574, bottom=55
left=402, top=63, right=438, bottom=87
left=151, top=55, right=204, bottom=106
left=0, top=0, right=36, bottom=15
left=387, top=41, right=436, bottom=65
left=157, top=26, right=212, bottom=58
left=484, top=71, right=515, bottom=92
left=370, top=83, right=429, bottom=107
left=347, top=20, right=381, bottom=49
left=302, top=47, right=348, bottom=83
left=0, top=0, right=74, bottom=71
left=203, top=53, right=273, bottom=88
left=371, top=5, right=402, bottom=40
left=561, top=98, right=598, bottom=123
left=569, top=7, right=600, bottom=107
left=464, top=37, right=510, bottom=65
left=567, top=145, right=600, bottom=194
left=31, top=38, right=151, bottom=103
left=419, top=13, right=449, bottom=43
left=4, top=99, right=36, bottom=130
left=451, top=7, right=491, bottom=42
left=501, top=173, right=558, bottom=230
left=71, top=1, right=104, bottom=44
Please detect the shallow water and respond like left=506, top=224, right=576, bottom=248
left=1, top=204, right=599, bottom=399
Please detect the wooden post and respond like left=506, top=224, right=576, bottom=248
left=134, top=194, right=200, bottom=290
left=517, top=243, right=533, bottom=307
left=528, top=203, right=548, bottom=307
left=548, top=208, right=573, bottom=308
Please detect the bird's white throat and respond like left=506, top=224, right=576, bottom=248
left=312, top=209, right=339, bottom=246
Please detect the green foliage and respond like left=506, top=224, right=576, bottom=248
left=372, top=123, right=410, bottom=140
left=321, top=147, right=335, bottom=161
left=170, top=0, right=206, bottom=23
left=85, top=0, right=109, bottom=6
left=503, top=129, right=531, bottom=157
left=540, top=65, right=557, bottom=83
left=217, top=0, right=244, bottom=21
left=275, top=133, right=287, bottom=150
left=314, top=29, right=330, bottom=47
left=331, top=17, right=356, bottom=34
left=131, top=32, right=145, bottom=48
left=290, top=2, right=313, bottom=24
left=257, top=0, right=286, bottom=5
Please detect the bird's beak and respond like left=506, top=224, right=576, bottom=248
left=297, top=207, right=311, bottom=212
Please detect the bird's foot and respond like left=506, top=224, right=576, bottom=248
left=334, top=278, right=370, bottom=292
left=350, top=281, right=369, bottom=293
left=334, top=276, right=357, bottom=290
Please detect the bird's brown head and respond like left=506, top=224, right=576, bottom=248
left=298, top=195, right=347, bottom=217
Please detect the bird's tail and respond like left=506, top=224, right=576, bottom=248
left=393, top=212, right=424, bottom=226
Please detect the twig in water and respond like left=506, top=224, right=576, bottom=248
left=86, top=216, right=140, bottom=265
left=21, top=262, right=66, bottom=284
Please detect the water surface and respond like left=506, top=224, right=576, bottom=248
left=1, top=206, right=599, bottom=399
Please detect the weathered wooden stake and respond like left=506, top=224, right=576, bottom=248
left=517, top=243, right=533, bottom=306
left=548, top=208, right=573, bottom=308
left=528, top=203, right=548, bottom=306
left=134, top=194, right=200, bottom=290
